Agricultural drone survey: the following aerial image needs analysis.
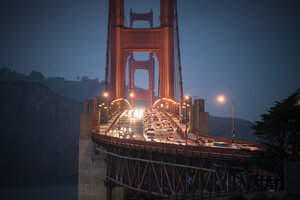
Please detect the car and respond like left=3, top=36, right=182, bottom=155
left=147, top=136, right=155, bottom=141
left=240, top=144, right=259, bottom=151
left=120, top=134, right=129, bottom=139
left=187, top=141, right=195, bottom=146
left=155, top=123, right=161, bottom=129
left=196, top=139, right=205, bottom=145
left=175, top=140, right=186, bottom=145
left=129, top=132, right=135, bottom=138
left=167, top=126, right=173, bottom=131
left=146, top=131, right=155, bottom=136
left=212, top=142, right=230, bottom=148
left=167, top=136, right=175, bottom=141
left=202, top=139, right=214, bottom=147
left=146, top=128, right=155, bottom=132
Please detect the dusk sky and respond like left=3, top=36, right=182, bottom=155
left=1, top=0, right=299, bottom=122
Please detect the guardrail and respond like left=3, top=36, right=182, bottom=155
left=193, top=130, right=265, bottom=149
left=104, top=111, right=124, bottom=135
left=92, top=132, right=252, bottom=160
left=163, top=110, right=263, bottom=149
left=162, top=110, right=186, bottom=139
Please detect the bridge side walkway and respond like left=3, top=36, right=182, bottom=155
left=99, top=112, right=120, bottom=135
left=164, top=111, right=198, bottom=140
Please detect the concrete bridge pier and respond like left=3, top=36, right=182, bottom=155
left=78, top=100, right=124, bottom=200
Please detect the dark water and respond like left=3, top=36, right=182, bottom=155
left=0, top=184, right=77, bottom=200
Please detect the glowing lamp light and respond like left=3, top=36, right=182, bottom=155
left=129, top=92, right=134, bottom=98
left=184, top=96, right=189, bottom=100
left=218, top=96, right=225, bottom=103
left=103, top=92, right=109, bottom=98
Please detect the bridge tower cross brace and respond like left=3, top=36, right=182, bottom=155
left=128, top=9, right=155, bottom=108
left=109, top=0, right=176, bottom=106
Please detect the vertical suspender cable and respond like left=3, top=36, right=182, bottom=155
left=104, top=0, right=111, bottom=91
left=174, top=0, right=184, bottom=100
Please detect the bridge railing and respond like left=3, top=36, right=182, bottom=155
left=193, top=130, right=265, bottom=148
left=92, top=132, right=252, bottom=160
left=163, top=110, right=263, bottom=148
left=104, top=111, right=124, bottom=135
left=162, top=109, right=186, bottom=139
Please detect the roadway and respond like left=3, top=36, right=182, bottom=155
left=108, top=109, right=184, bottom=144
left=106, top=109, right=259, bottom=150
left=109, top=110, right=145, bottom=140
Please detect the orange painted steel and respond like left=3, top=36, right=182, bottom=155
left=130, top=9, right=153, bottom=28
left=128, top=53, right=155, bottom=108
left=108, top=0, right=177, bottom=100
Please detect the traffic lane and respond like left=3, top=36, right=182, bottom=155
left=119, top=115, right=145, bottom=141
left=153, top=131, right=171, bottom=143
left=152, top=130, right=181, bottom=143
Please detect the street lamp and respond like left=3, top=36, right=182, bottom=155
left=217, top=95, right=235, bottom=143
left=103, top=92, right=109, bottom=121
left=103, top=92, right=109, bottom=98
left=184, top=95, right=190, bottom=145
left=98, top=104, right=102, bottom=131
left=129, top=92, right=134, bottom=110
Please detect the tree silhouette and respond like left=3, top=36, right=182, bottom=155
left=252, top=89, right=300, bottom=189
left=29, top=70, right=45, bottom=81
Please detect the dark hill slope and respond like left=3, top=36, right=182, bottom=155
left=45, top=77, right=104, bottom=102
left=0, top=81, right=83, bottom=186
left=0, top=68, right=104, bottom=102
left=0, top=68, right=257, bottom=141
left=209, top=115, right=257, bottom=141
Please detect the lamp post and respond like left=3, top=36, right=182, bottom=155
left=129, top=92, right=134, bottom=109
left=184, top=96, right=190, bottom=145
left=218, top=95, right=235, bottom=143
left=98, top=104, right=102, bottom=132
left=103, top=92, right=109, bottom=119
left=117, top=102, right=121, bottom=130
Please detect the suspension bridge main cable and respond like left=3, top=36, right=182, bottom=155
left=104, top=0, right=111, bottom=91
left=175, top=0, right=184, bottom=100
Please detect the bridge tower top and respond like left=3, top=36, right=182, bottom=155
left=105, top=0, right=183, bottom=109
left=130, top=8, right=153, bottom=28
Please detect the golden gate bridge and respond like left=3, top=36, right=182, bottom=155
left=78, top=0, right=279, bottom=199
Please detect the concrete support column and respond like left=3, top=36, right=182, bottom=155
left=78, top=101, right=108, bottom=200
left=190, top=99, right=209, bottom=135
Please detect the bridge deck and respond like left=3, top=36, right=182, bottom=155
left=92, top=132, right=251, bottom=160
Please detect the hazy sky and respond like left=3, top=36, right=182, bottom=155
left=1, top=0, right=299, bottom=122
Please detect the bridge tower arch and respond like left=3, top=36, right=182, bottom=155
left=128, top=53, right=155, bottom=108
left=127, top=8, right=155, bottom=108
left=107, top=0, right=180, bottom=104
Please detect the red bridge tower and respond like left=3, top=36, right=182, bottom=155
left=105, top=0, right=183, bottom=107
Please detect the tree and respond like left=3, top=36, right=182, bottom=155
left=29, top=70, right=45, bottom=81
left=252, top=89, right=300, bottom=189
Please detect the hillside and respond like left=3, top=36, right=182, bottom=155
left=0, top=68, right=257, bottom=149
left=0, top=81, right=83, bottom=186
left=0, top=68, right=104, bottom=102
left=209, top=115, right=257, bottom=141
